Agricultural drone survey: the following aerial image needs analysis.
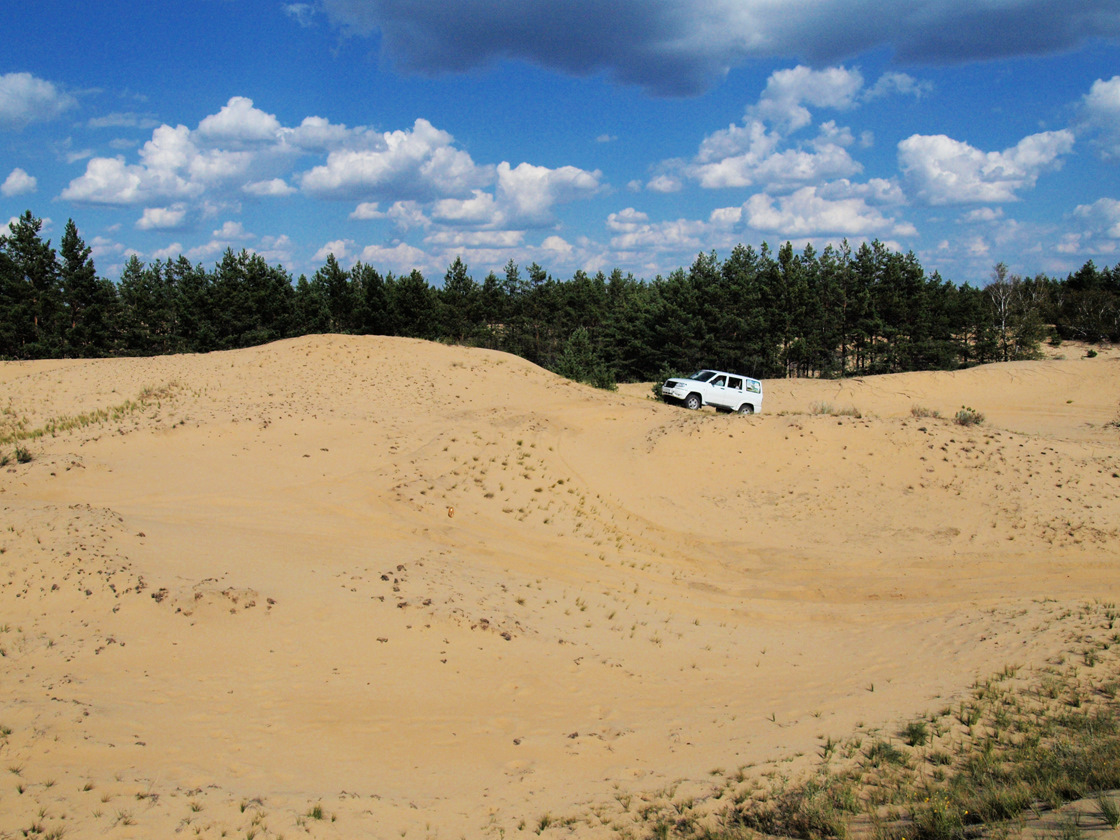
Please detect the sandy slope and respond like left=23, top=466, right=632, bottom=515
left=1, top=335, right=1118, bottom=839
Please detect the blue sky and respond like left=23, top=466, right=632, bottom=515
left=2, top=0, right=1118, bottom=287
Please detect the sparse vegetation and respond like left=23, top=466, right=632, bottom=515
left=811, top=402, right=862, bottom=418
left=954, top=405, right=985, bottom=426
left=603, top=602, right=1120, bottom=840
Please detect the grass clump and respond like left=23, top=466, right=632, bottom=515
left=1098, top=794, right=1120, bottom=828
left=811, top=402, right=862, bottom=418
left=910, top=405, right=942, bottom=419
left=954, top=406, right=984, bottom=426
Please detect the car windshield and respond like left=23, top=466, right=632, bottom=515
left=687, top=370, right=716, bottom=382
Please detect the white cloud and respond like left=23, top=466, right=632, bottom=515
left=387, top=200, right=431, bottom=230
left=243, top=178, right=296, bottom=197
left=898, top=130, right=1075, bottom=205
left=646, top=174, right=683, bottom=193
left=960, top=207, right=1004, bottom=223
left=541, top=235, right=573, bottom=256
left=136, top=204, right=189, bottom=230
left=606, top=208, right=706, bottom=252
left=1072, top=198, right=1120, bottom=239
left=742, top=186, right=916, bottom=236
left=314, top=239, right=356, bottom=262
left=0, top=72, right=76, bottom=129
left=350, top=201, right=385, bottom=219
left=495, top=161, right=602, bottom=226
left=356, top=241, right=431, bottom=273
left=299, top=118, right=491, bottom=200
left=676, top=65, right=911, bottom=191
left=88, top=111, right=160, bottom=130
left=1, top=167, right=37, bottom=197
left=197, top=96, right=283, bottom=146
left=431, top=190, right=501, bottom=226
left=1079, top=76, right=1120, bottom=160
left=151, top=242, right=185, bottom=261
left=284, top=116, right=357, bottom=152
left=753, top=66, right=864, bottom=131
left=284, top=3, right=316, bottom=27
left=864, top=72, right=932, bottom=101
left=213, top=220, right=250, bottom=239
left=424, top=229, right=524, bottom=248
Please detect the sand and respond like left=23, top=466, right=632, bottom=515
left=1, top=335, right=1118, bottom=839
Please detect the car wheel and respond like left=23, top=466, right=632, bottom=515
left=685, top=393, right=702, bottom=410
left=737, top=403, right=754, bottom=415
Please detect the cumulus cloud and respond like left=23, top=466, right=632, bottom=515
left=197, top=96, right=283, bottom=146
left=1072, top=198, right=1120, bottom=239
left=606, top=208, right=707, bottom=253
left=672, top=65, right=924, bottom=192
left=0, top=72, right=76, bottom=129
left=356, top=241, right=431, bottom=273
left=1079, top=76, right=1120, bottom=160
left=319, top=0, right=1119, bottom=96
left=741, top=186, right=916, bottom=236
left=136, top=204, right=190, bottom=230
left=349, top=201, right=385, bottom=219
left=243, top=178, right=297, bottom=197
left=314, top=239, right=357, bottom=261
left=898, top=130, right=1075, bottom=205
left=2, top=167, right=37, bottom=197
left=299, top=118, right=491, bottom=201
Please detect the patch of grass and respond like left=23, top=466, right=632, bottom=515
left=954, top=406, right=984, bottom=426
left=0, top=382, right=182, bottom=446
left=903, top=720, right=929, bottom=747
left=911, top=405, right=942, bottom=419
left=603, top=601, right=1120, bottom=840
left=811, top=402, right=862, bottom=418
left=1097, top=793, right=1120, bottom=828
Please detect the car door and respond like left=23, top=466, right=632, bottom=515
left=708, top=374, right=731, bottom=409
left=724, top=376, right=745, bottom=410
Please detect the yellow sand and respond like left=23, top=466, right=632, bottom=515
left=1, top=335, right=1118, bottom=838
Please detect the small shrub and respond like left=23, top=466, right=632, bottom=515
left=1086, top=349, right=1098, bottom=358
left=867, top=740, right=908, bottom=767
left=811, top=402, right=862, bottom=418
left=954, top=406, right=984, bottom=427
left=911, top=405, right=941, bottom=419
left=1098, top=794, right=1120, bottom=828
left=14, top=445, right=32, bottom=463
left=904, top=720, right=929, bottom=747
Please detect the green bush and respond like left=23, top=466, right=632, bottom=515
left=954, top=406, right=984, bottom=426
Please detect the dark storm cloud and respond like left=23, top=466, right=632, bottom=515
left=319, top=0, right=1120, bottom=95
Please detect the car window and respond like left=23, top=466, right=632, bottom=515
left=728, top=377, right=743, bottom=389
left=688, top=371, right=715, bottom=382
left=711, top=376, right=726, bottom=387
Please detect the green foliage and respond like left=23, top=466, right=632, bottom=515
left=552, top=327, right=616, bottom=390
left=2, top=210, right=1117, bottom=382
left=954, top=406, right=985, bottom=426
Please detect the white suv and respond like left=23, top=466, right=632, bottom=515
left=661, top=369, right=763, bottom=414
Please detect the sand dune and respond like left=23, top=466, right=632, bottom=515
left=1, top=335, right=1118, bottom=838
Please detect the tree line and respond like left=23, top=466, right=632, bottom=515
left=2, top=210, right=1118, bottom=386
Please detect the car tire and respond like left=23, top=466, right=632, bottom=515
left=737, top=403, right=754, bottom=415
left=685, top=393, right=702, bottom=410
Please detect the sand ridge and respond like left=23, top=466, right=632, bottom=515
left=1, top=335, right=1118, bottom=838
